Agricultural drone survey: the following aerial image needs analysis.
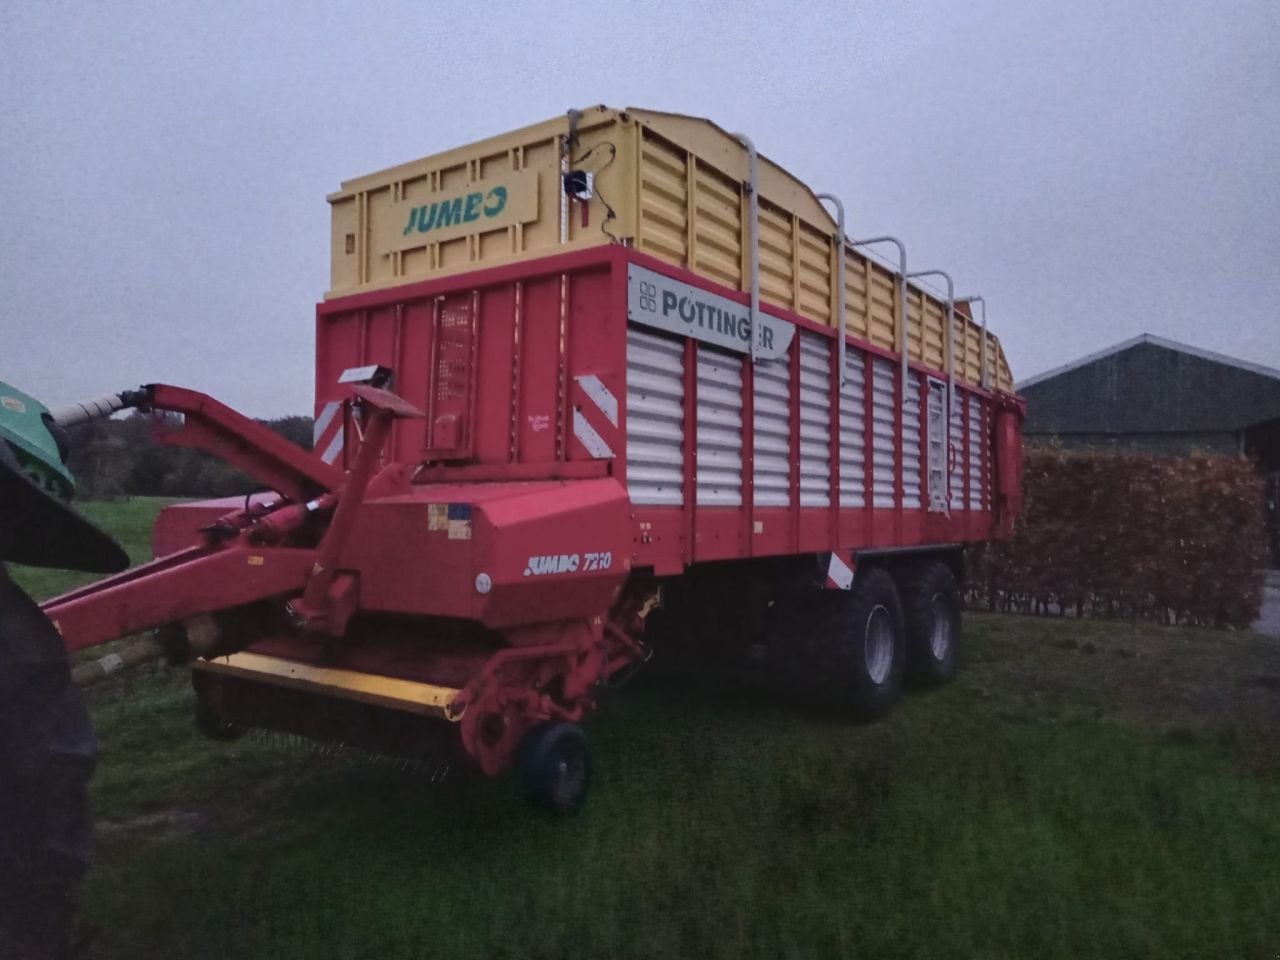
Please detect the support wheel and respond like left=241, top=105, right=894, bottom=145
left=901, top=561, right=962, bottom=686
left=516, top=722, right=590, bottom=816
left=193, top=677, right=243, bottom=741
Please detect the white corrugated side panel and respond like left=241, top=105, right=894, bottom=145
left=798, top=332, right=831, bottom=507
left=753, top=357, right=791, bottom=506
left=968, top=393, right=986, bottom=510
left=871, top=357, right=897, bottom=508
left=696, top=344, right=743, bottom=506
left=902, top=371, right=922, bottom=509
left=950, top=394, right=965, bottom=510
left=626, top=326, right=685, bottom=506
left=839, top=350, right=866, bottom=508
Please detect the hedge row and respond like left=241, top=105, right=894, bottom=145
left=966, top=449, right=1266, bottom=628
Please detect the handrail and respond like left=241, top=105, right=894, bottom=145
left=734, top=133, right=760, bottom=363
left=815, top=193, right=847, bottom=385
left=959, top=295, right=988, bottom=389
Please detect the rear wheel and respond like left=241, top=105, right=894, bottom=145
left=516, top=721, right=591, bottom=816
left=833, top=568, right=906, bottom=718
left=768, top=567, right=906, bottom=719
left=901, top=560, right=962, bottom=686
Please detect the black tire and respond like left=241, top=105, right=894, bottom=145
left=901, top=561, right=962, bottom=686
left=0, top=568, right=96, bottom=956
left=768, top=568, right=906, bottom=720
left=516, top=721, right=591, bottom=816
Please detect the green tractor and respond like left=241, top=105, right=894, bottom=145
left=0, top=379, right=127, bottom=958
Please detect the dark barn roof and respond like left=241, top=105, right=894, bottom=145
left=1019, top=334, right=1280, bottom=437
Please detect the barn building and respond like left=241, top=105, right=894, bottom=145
left=1018, top=333, right=1280, bottom=565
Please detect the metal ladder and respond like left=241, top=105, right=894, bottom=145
left=906, top=269, right=955, bottom=514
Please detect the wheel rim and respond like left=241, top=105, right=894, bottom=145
left=550, top=744, right=586, bottom=808
left=864, top=604, right=894, bottom=685
left=929, top=593, right=952, bottom=660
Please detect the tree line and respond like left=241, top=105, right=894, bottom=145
left=65, top=412, right=313, bottom=500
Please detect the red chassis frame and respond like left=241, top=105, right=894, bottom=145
left=41, top=381, right=649, bottom=777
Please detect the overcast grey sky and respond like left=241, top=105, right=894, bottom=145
left=2, top=0, right=1277, bottom=417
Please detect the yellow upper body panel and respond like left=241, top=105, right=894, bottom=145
left=328, top=105, right=1013, bottom=391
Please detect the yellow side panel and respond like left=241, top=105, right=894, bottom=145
left=692, top=159, right=742, bottom=289
left=327, top=107, right=639, bottom=299
left=996, top=344, right=1014, bottom=392
left=797, top=221, right=832, bottom=327
left=962, top=320, right=982, bottom=383
left=843, top=249, right=870, bottom=341
left=516, top=135, right=563, bottom=255
left=329, top=195, right=360, bottom=293
left=636, top=128, right=689, bottom=266
left=365, top=184, right=397, bottom=287
left=865, top=261, right=898, bottom=350
left=921, top=296, right=946, bottom=371
left=757, top=201, right=795, bottom=310
left=326, top=104, right=1017, bottom=392
left=905, top=288, right=924, bottom=362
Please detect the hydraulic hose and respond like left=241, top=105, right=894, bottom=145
left=47, top=387, right=150, bottom=429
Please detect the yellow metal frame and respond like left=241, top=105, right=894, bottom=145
left=193, top=652, right=463, bottom=721
left=328, top=104, right=1014, bottom=391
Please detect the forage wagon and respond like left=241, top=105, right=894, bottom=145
left=45, top=105, right=1025, bottom=813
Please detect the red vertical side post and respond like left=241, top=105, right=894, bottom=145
left=743, top=351, right=756, bottom=556
left=425, top=299, right=441, bottom=448
left=917, top=370, right=929, bottom=526
left=682, top=338, right=698, bottom=565
left=789, top=336, right=801, bottom=553
left=390, top=304, right=403, bottom=461
left=894, top=357, right=904, bottom=544
left=609, top=253, right=630, bottom=490
left=465, top=290, right=481, bottom=457
left=982, top=395, right=992, bottom=525
left=556, top=274, right=570, bottom=462
left=828, top=328, right=841, bottom=550
left=862, top=351, right=875, bottom=544
left=509, top=282, right=523, bottom=463
left=962, top=388, right=972, bottom=526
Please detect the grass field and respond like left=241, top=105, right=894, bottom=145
left=13, top=499, right=1280, bottom=959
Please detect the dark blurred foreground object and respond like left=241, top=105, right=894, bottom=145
left=0, top=569, right=97, bottom=960
left=0, top=380, right=128, bottom=960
